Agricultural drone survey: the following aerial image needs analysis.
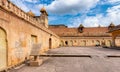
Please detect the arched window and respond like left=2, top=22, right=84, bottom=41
left=96, top=40, right=100, bottom=46
left=65, top=41, right=68, bottom=45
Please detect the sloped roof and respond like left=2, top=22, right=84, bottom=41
left=49, top=25, right=111, bottom=37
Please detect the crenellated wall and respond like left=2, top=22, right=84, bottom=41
left=0, top=0, right=60, bottom=70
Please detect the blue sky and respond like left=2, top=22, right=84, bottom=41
left=9, top=0, right=120, bottom=27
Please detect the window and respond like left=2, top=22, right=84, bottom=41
left=65, top=41, right=68, bottom=45
left=31, top=35, right=37, bottom=45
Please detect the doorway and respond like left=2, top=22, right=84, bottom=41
left=69, top=40, right=73, bottom=46
left=106, top=40, right=112, bottom=47
left=83, top=40, right=86, bottom=46
left=49, top=38, right=52, bottom=49
left=31, top=35, right=37, bottom=45
left=96, top=40, right=100, bottom=46
left=65, top=41, right=68, bottom=46
left=61, top=41, right=64, bottom=46
left=0, top=28, right=7, bottom=70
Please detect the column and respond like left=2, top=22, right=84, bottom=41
left=112, top=36, right=116, bottom=47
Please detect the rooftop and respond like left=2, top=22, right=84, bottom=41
left=49, top=25, right=111, bottom=37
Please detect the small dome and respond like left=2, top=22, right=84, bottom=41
left=40, top=7, right=46, bottom=12
left=40, top=7, right=48, bottom=16
left=109, top=22, right=115, bottom=27
left=27, top=10, right=35, bottom=17
left=108, top=22, right=115, bottom=30
left=78, top=24, right=84, bottom=33
left=79, top=24, right=84, bottom=28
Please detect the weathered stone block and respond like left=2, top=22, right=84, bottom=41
left=30, top=59, right=43, bottom=66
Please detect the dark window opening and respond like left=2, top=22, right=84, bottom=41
left=65, top=41, right=68, bottom=45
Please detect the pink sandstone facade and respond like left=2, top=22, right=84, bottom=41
left=0, top=0, right=120, bottom=71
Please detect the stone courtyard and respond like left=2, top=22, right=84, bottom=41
left=10, top=47, right=120, bottom=72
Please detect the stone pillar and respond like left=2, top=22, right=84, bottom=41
left=112, top=36, right=116, bottom=47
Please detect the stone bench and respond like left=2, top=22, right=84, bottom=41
left=30, top=44, right=43, bottom=66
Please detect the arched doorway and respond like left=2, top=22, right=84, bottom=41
left=60, top=40, right=64, bottom=46
left=108, top=40, right=112, bottom=47
left=106, top=40, right=112, bottom=47
left=0, top=28, right=7, bottom=70
left=96, top=40, right=100, bottom=46
left=83, top=40, right=86, bottom=46
left=65, top=41, right=68, bottom=46
left=69, top=40, right=73, bottom=46
left=49, top=38, right=52, bottom=49
left=70, top=40, right=73, bottom=46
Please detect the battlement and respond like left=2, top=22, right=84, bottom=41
left=0, top=0, right=59, bottom=38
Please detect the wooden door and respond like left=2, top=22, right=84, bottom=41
left=0, top=28, right=7, bottom=70
left=49, top=38, right=52, bottom=49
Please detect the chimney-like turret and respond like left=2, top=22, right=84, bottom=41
left=40, top=7, right=48, bottom=28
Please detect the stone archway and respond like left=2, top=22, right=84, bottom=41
left=69, top=40, right=73, bottom=46
left=83, top=40, right=86, bottom=46
left=60, top=40, right=64, bottom=46
left=65, top=41, right=68, bottom=46
left=96, top=40, right=100, bottom=46
left=106, top=40, right=112, bottom=47
left=109, top=40, right=112, bottom=47
left=0, top=28, right=7, bottom=70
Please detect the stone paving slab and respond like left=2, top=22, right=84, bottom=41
left=10, top=47, right=120, bottom=72
left=47, top=47, right=120, bottom=56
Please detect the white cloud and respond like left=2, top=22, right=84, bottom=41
left=24, top=0, right=39, bottom=3
left=100, top=0, right=120, bottom=5
left=108, top=0, right=120, bottom=4
left=9, top=0, right=30, bottom=12
left=9, top=0, right=42, bottom=15
left=48, top=16, right=58, bottom=22
left=69, top=4, right=120, bottom=27
left=30, top=4, right=43, bottom=15
left=9, top=0, right=120, bottom=27
left=46, top=0, right=100, bottom=15
left=9, top=0, right=100, bottom=15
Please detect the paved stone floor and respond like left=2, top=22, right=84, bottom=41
left=10, top=47, right=120, bottom=72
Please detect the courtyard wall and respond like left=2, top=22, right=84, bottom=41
left=0, top=0, right=60, bottom=69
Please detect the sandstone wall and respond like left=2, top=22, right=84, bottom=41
left=0, top=0, right=60, bottom=68
left=60, top=37, right=120, bottom=47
